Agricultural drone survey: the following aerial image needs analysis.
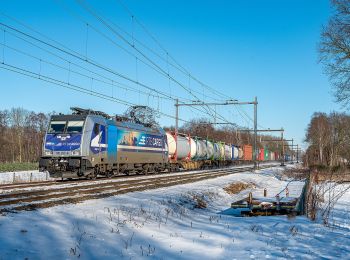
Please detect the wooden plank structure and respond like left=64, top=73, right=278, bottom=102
left=231, top=191, right=300, bottom=216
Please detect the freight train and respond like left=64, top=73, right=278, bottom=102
left=39, top=108, right=280, bottom=179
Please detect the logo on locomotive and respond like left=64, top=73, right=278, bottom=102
left=90, top=124, right=107, bottom=154
left=45, top=134, right=82, bottom=151
left=117, top=130, right=164, bottom=149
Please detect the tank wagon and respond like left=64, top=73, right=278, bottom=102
left=39, top=108, right=281, bottom=179
left=166, top=133, right=233, bottom=170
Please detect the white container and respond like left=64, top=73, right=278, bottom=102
left=206, top=141, right=214, bottom=159
left=218, top=143, right=225, bottom=159
left=190, top=138, right=197, bottom=159
left=166, top=132, right=190, bottom=160
left=196, top=140, right=207, bottom=159
left=213, top=143, right=220, bottom=160
left=166, top=132, right=176, bottom=157
left=232, top=146, right=239, bottom=160
left=238, top=148, right=243, bottom=159
left=224, top=144, right=232, bottom=160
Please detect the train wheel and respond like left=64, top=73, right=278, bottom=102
left=88, top=169, right=98, bottom=180
left=87, top=174, right=94, bottom=180
left=148, top=164, right=155, bottom=174
left=106, top=171, right=113, bottom=178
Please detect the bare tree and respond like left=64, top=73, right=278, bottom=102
left=0, top=108, right=50, bottom=164
left=305, top=111, right=350, bottom=167
left=305, top=112, right=331, bottom=166
left=10, top=108, right=28, bottom=163
left=124, top=106, right=160, bottom=128
left=320, top=0, right=350, bottom=107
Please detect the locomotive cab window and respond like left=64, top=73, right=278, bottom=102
left=93, top=123, right=100, bottom=135
left=48, top=121, right=66, bottom=133
left=66, top=121, right=84, bottom=133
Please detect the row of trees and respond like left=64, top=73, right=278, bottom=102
left=304, top=112, right=350, bottom=167
left=0, top=108, right=50, bottom=163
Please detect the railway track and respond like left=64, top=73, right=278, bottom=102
left=0, top=164, right=279, bottom=213
left=0, top=164, right=260, bottom=191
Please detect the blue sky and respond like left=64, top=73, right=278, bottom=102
left=0, top=0, right=340, bottom=148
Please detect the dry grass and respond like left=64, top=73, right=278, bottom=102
left=223, top=182, right=255, bottom=195
left=192, top=195, right=207, bottom=209
left=283, top=167, right=310, bottom=180
left=0, top=162, right=38, bottom=172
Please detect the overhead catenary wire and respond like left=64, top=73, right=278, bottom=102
left=0, top=11, right=248, bottom=128
left=0, top=22, right=181, bottom=101
left=0, top=22, right=211, bottom=122
left=0, top=40, right=173, bottom=101
left=75, top=2, right=244, bottom=126
left=0, top=61, right=191, bottom=122
left=0, top=59, right=244, bottom=130
left=0, top=19, right=210, bottom=121
left=75, top=0, right=220, bottom=120
left=92, top=4, right=249, bottom=128
left=19, top=18, right=227, bottom=125
left=113, top=0, right=260, bottom=126
left=0, top=11, right=235, bottom=126
left=2, top=29, right=5, bottom=63
left=113, top=0, right=244, bottom=103
left=0, top=9, right=223, bottom=105
left=0, top=28, right=174, bottom=101
left=0, top=16, right=213, bottom=111
left=115, top=0, right=227, bottom=100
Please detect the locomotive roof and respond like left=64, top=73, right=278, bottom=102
left=51, top=114, right=87, bottom=121
left=50, top=113, right=164, bottom=134
left=109, top=119, right=165, bottom=134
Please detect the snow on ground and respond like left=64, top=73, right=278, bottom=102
left=0, top=170, right=53, bottom=184
left=0, top=165, right=349, bottom=259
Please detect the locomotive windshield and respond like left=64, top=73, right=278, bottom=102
left=48, top=121, right=66, bottom=133
left=66, top=121, right=84, bottom=133
left=48, top=120, right=84, bottom=133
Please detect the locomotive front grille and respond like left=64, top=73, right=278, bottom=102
left=53, top=151, right=71, bottom=156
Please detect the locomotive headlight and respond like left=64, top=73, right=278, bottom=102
left=72, top=150, right=80, bottom=156
left=45, top=150, right=53, bottom=156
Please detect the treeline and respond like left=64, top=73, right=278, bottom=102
left=304, top=112, right=350, bottom=167
left=0, top=108, right=50, bottom=163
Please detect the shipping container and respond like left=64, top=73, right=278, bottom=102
left=232, top=145, right=239, bottom=160
left=196, top=139, right=207, bottom=159
left=243, top=145, right=253, bottom=161
left=206, top=140, right=214, bottom=159
left=224, top=144, right=232, bottom=160
left=166, top=132, right=190, bottom=160
left=218, top=143, right=225, bottom=160
left=213, top=143, right=220, bottom=160
left=238, top=147, right=244, bottom=159
left=259, top=148, right=264, bottom=161
left=264, top=147, right=269, bottom=161
left=190, top=138, right=197, bottom=159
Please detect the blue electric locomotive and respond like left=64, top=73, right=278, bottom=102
left=39, top=107, right=169, bottom=179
